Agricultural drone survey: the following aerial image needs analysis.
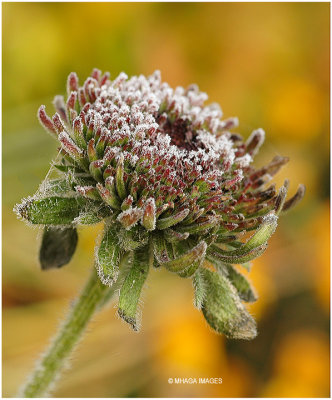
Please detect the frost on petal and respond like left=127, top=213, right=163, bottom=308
left=246, top=128, right=265, bottom=157
left=38, top=106, right=57, bottom=137
left=28, top=69, right=302, bottom=245
left=59, top=131, right=83, bottom=161
left=117, top=207, right=144, bottom=230
left=67, top=72, right=79, bottom=95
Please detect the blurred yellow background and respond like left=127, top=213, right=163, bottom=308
left=2, top=2, right=330, bottom=398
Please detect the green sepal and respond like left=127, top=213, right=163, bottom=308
left=162, top=241, right=207, bottom=273
left=152, top=233, right=172, bottom=264
left=95, top=134, right=107, bottom=159
left=172, top=240, right=202, bottom=278
left=118, top=247, right=150, bottom=331
left=214, top=235, right=237, bottom=243
left=75, top=185, right=101, bottom=201
left=220, top=240, right=243, bottom=249
left=182, top=207, right=205, bottom=225
left=195, top=178, right=211, bottom=194
left=241, top=204, right=274, bottom=220
left=73, top=120, right=87, bottom=150
left=207, top=243, right=267, bottom=264
left=200, top=268, right=257, bottom=339
left=39, top=227, right=78, bottom=270
left=121, top=195, right=134, bottom=211
left=15, top=196, right=89, bottom=225
left=164, top=228, right=189, bottom=243
left=141, top=198, right=156, bottom=231
left=96, top=224, right=122, bottom=286
left=97, top=180, right=121, bottom=209
left=177, top=260, right=200, bottom=278
left=216, top=263, right=257, bottom=303
left=89, top=160, right=104, bottom=182
left=87, top=138, right=98, bottom=162
left=177, top=215, right=220, bottom=234
left=207, top=212, right=277, bottom=263
left=116, top=154, right=127, bottom=200
left=203, top=233, right=218, bottom=247
left=156, top=208, right=189, bottom=230
left=237, top=212, right=277, bottom=254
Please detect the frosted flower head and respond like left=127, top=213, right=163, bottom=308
left=15, top=69, right=304, bottom=338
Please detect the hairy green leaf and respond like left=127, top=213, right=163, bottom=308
left=96, top=225, right=122, bottom=286
left=216, top=263, right=257, bottom=303
left=177, top=260, right=200, bottom=278
left=162, top=241, right=207, bottom=273
left=201, top=268, right=257, bottom=339
left=39, top=227, right=78, bottom=270
left=15, top=196, right=88, bottom=225
left=193, top=269, right=207, bottom=309
left=118, top=248, right=149, bottom=331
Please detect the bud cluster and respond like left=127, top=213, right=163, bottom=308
left=14, top=69, right=304, bottom=338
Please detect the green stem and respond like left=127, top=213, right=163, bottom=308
left=19, top=268, right=118, bottom=398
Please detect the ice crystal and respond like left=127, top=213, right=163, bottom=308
left=14, top=68, right=305, bottom=338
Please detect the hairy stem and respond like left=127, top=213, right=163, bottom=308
left=19, top=268, right=118, bottom=398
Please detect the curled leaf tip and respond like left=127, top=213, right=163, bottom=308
left=282, top=184, right=306, bottom=212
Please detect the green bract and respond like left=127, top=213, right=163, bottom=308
left=14, top=68, right=305, bottom=339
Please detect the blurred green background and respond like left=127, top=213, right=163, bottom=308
left=2, top=2, right=330, bottom=398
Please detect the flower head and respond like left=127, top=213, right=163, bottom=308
left=15, top=69, right=304, bottom=338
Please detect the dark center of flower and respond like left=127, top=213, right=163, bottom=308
left=158, top=116, right=203, bottom=152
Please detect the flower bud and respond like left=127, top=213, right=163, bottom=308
left=38, top=106, right=57, bottom=137
left=15, top=68, right=305, bottom=339
left=117, top=207, right=144, bottom=230
left=142, top=198, right=156, bottom=231
left=67, top=72, right=79, bottom=95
